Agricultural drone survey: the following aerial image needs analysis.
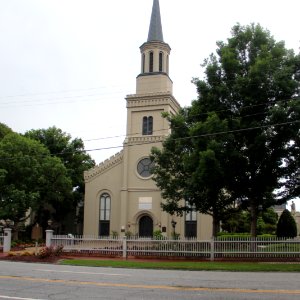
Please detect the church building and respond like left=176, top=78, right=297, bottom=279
left=83, top=0, right=212, bottom=239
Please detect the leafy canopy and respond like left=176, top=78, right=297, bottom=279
left=0, top=132, right=72, bottom=223
left=151, top=23, right=300, bottom=237
left=24, top=126, right=95, bottom=226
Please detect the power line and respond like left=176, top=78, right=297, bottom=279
left=0, top=88, right=298, bottom=145
left=0, top=84, right=130, bottom=100
left=0, top=120, right=299, bottom=162
left=82, top=97, right=299, bottom=143
left=0, top=90, right=130, bottom=108
left=0, top=75, right=298, bottom=108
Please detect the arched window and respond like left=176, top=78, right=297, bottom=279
left=149, top=52, right=154, bottom=73
left=142, top=116, right=153, bottom=135
left=142, top=53, right=145, bottom=73
left=99, top=193, right=111, bottom=236
left=159, top=52, right=163, bottom=72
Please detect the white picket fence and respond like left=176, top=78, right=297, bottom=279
left=49, top=234, right=300, bottom=261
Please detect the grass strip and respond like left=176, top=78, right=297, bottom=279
left=60, top=259, right=300, bottom=272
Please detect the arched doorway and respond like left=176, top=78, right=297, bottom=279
left=139, top=215, right=153, bottom=237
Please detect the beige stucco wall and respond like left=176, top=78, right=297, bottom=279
left=83, top=155, right=123, bottom=236
left=136, top=75, right=173, bottom=95
left=83, top=136, right=213, bottom=239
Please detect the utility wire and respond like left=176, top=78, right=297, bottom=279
left=0, top=120, right=299, bottom=162
left=1, top=70, right=297, bottom=101
left=0, top=84, right=130, bottom=100
left=82, top=97, right=299, bottom=142
left=0, top=90, right=130, bottom=108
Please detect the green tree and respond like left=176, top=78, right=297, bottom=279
left=0, top=133, right=72, bottom=237
left=0, top=123, right=13, bottom=140
left=221, top=207, right=278, bottom=234
left=261, top=207, right=278, bottom=234
left=151, top=111, right=238, bottom=236
left=221, top=209, right=251, bottom=233
left=24, top=127, right=95, bottom=230
left=276, top=209, right=297, bottom=238
left=201, top=23, right=300, bottom=236
left=151, top=23, right=300, bottom=237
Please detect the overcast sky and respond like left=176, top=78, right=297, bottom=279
left=0, top=0, right=299, bottom=207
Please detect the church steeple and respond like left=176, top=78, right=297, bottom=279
left=136, top=0, right=173, bottom=95
left=147, top=0, right=164, bottom=42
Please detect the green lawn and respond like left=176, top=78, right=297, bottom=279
left=60, top=259, right=300, bottom=272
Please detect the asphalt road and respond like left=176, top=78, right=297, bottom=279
left=0, top=261, right=300, bottom=299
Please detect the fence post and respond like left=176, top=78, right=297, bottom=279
left=210, top=237, right=215, bottom=261
left=3, top=228, right=12, bottom=253
left=122, top=236, right=127, bottom=259
left=46, top=230, right=54, bottom=247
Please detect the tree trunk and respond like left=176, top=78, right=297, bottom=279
left=212, top=215, right=220, bottom=237
left=12, top=224, right=19, bottom=241
left=250, top=204, right=257, bottom=237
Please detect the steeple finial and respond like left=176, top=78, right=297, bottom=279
left=147, top=0, right=164, bottom=42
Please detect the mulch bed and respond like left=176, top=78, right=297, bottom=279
left=0, top=255, right=61, bottom=263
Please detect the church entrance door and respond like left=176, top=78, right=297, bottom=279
left=139, top=215, right=153, bottom=237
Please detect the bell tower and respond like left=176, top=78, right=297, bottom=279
left=125, top=0, right=179, bottom=139
left=121, top=0, right=180, bottom=236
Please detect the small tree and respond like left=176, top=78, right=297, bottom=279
left=0, top=133, right=72, bottom=239
left=25, top=126, right=95, bottom=232
left=276, top=209, right=297, bottom=238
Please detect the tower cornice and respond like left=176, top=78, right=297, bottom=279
left=126, top=92, right=181, bottom=111
left=140, top=41, right=171, bottom=53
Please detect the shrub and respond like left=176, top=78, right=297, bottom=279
left=10, top=241, right=19, bottom=249
left=125, top=231, right=133, bottom=237
left=153, top=230, right=164, bottom=240
left=53, top=245, right=64, bottom=256
left=38, top=246, right=53, bottom=259
left=171, top=232, right=180, bottom=240
left=217, top=233, right=251, bottom=240
left=111, top=231, right=119, bottom=238
left=276, top=209, right=297, bottom=238
left=38, top=245, right=64, bottom=259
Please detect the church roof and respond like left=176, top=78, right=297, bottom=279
left=147, top=0, right=164, bottom=42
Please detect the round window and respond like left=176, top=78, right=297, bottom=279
left=137, top=157, right=154, bottom=178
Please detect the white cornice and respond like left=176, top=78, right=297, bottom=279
left=126, top=92, right=181, bottom=110
left=121, top=187, right=161, bottom=192
left=127, top=91, right=173, bottom=100
left=126, top=135, right=165, bottom=145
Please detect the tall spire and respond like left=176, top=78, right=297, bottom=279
left=147, top=0, right=164, bottom=42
